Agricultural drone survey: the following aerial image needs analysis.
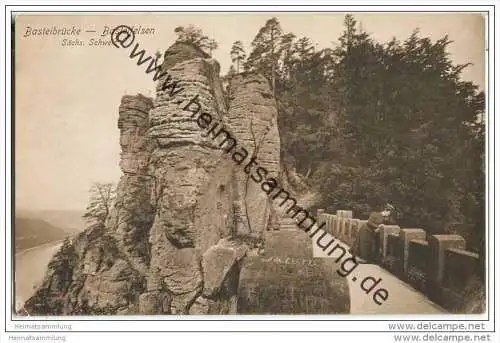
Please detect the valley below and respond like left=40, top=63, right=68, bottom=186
left=14, top=240, right=63, bottom=311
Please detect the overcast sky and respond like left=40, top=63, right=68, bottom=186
left=15, top=13, right=486, bottom=211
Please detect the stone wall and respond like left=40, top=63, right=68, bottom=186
left=317, top=209, right=485, bottom=314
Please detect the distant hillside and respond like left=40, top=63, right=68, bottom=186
left=16, top=209, right=85, bottom=234
left=15, top=217, right=71, bottom=253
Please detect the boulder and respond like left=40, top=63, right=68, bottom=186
left=201, top=238, right=248, bottom=298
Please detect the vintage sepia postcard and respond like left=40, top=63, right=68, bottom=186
left=3, top=5, right=497, bottom=342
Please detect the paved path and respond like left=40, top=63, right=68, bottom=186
left=310, top=232, right=446, bottom=314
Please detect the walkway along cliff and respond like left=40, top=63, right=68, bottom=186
left=316, top=209, right=485, bottom=314
left=22, top=42, right=350, bottom=315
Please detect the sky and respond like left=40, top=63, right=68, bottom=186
left=14, top=13, right=486, bottom=211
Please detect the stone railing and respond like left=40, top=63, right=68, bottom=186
left=316, top=209, right=485, bottom=313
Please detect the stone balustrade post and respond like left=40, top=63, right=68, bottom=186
left=353, top=219, right=367, bottom=256
left=334, top=215, right=340, bottom=236
left=351, top=219, right=360, bottom=239
left=337, top=210, right=352, bottom=240
left=340, top=218, right=347, bottom=238
left=344, top=218, right=352, bottom=245
left=336, top=210, right=353, bottom=219
left=398, top=228, right=426, bottom=277
left=379, top=225, right=401, bottom=261
left=330, top=214, right=335, bottom=236
left=340, top=218, right=348, bottom=240
left=317, top=209, right=326, bottom=233
left=428, top=234, right=466, bottom=301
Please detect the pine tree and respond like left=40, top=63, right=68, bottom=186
left=278, top=33, right=297, bottom=83
left=242, top=14, right=484, bottom=253
left=245, top=17, right=284, bottom=97
left=230, top=40, right=246, bottom=73
left=294, top=37, right=315, bottom=61
left=227, top=64, right=237, bottom=77
left=327, top=14, right=485, bottom=238
left=207, top=39, right=218, bottom=57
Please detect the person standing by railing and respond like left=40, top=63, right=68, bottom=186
left=351, top=203, right=396, bottom=263
left=351, top=211, right=384, bottom=263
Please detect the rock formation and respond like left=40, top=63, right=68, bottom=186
left=108, top=94, right=155, bottom=275
left=146, top=42, right=240, bottom=314
left=22, top=42, right=288, bottom=315
left=24, top=94, right=154, bottom=315
left=225, top=73, right=282, bottom=236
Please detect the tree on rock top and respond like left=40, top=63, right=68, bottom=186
left=174, top=25, right=218, bottom=56
left=245, top=17, right=287, bottom=98
left=230, top=40, right=246, bottom=73
left=206, top=39, right=218, bottom=57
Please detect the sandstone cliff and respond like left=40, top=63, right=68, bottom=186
left=23, top=42, right=285, bottom=315
left=225, top=73, right=281, bottom=235
left=24, top=94, right=154, bottom=315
